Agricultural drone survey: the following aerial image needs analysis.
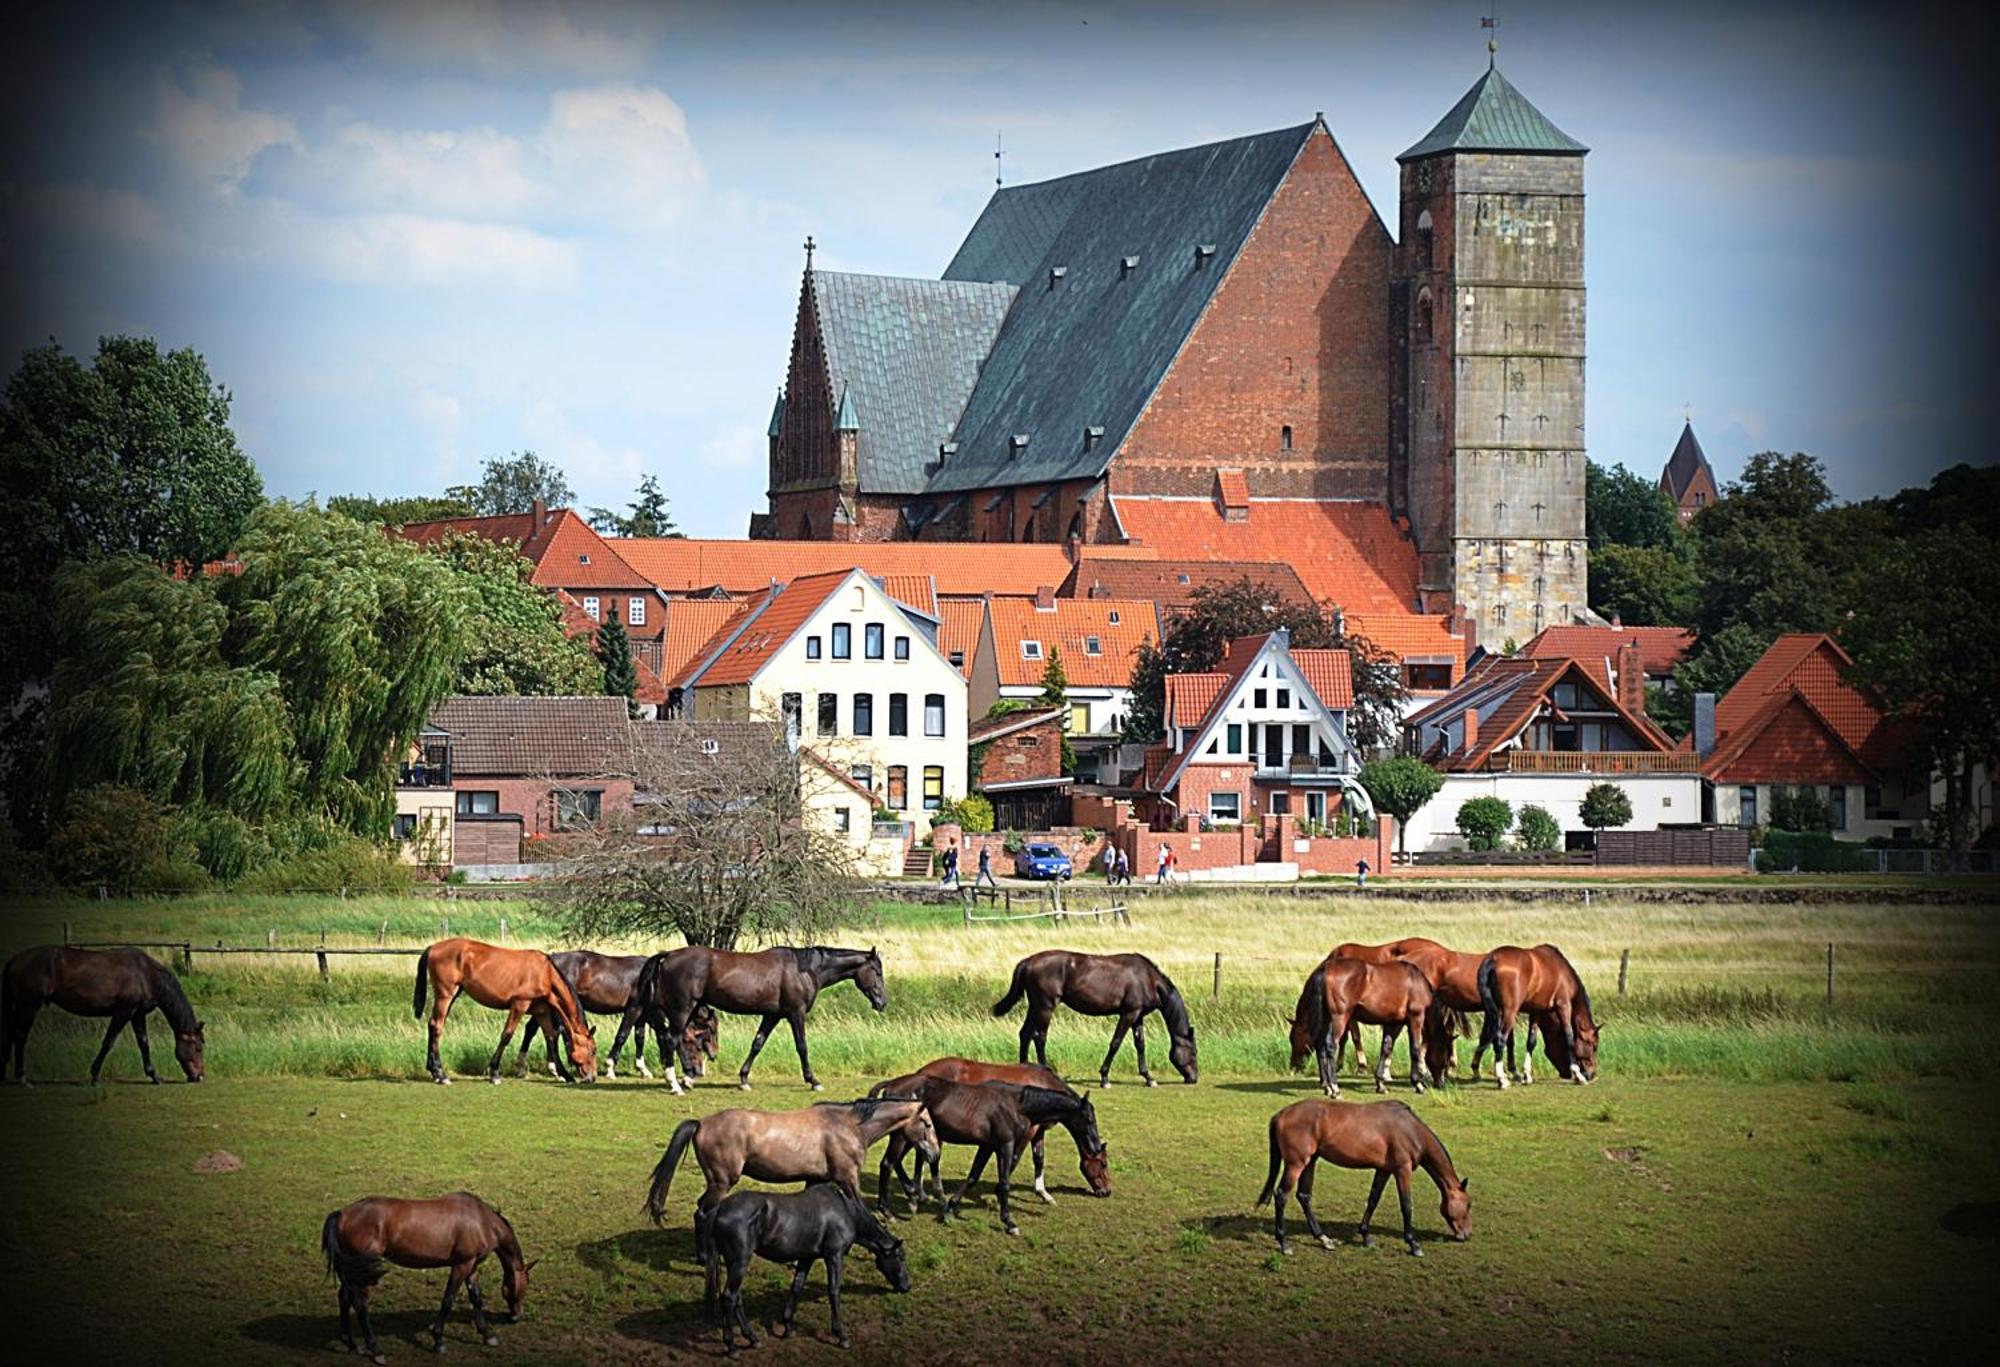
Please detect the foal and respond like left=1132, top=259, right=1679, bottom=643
left=321, top=1193, right=531, bottom=1361
left=1256, top=1099, right=1471, bottom=1257
left=1288, top=959, right=1437, bottom=1098
left=704, top=1184, right=909, bottom=1356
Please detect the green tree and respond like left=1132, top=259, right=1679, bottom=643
left=424, top=530, right=601, bottom=696
left=1358, top=756, right=1444, bottom=857
left=1515, top=803, right=1562, bottom=852
left=1590, top=542, right=1698, bottom=627
left=1586, top=459, right=1683, bottom=552
left=1580, top=782, right=1634, bottom=833
left=1655, top=624, right=1774, bottom=737
left=445, top=450, right=575, bottom=517
left=0, top=336, right=263, bottom=693
left=587, top=473, right=681, bottom=538
left=1689, top=452, right=1858, bottom=644
left=1037, top=647, right=1076, bottom=775
left=598, top=616, right=639, bottom=718
left=1769, top=785, right=1831, bottom=834
left=933, top=793, right=995, bottom=834
left=1456, top=796, right=1512, bottom=851
left=326, top=493, right=476, bottom=526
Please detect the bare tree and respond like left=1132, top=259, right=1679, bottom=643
left=546, top=716, right=861, bottom=949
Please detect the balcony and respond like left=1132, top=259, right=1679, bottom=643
left=1253, top=755, right=1355, bottom=785
left=397, top=741, right=455, bottom=789
left=1482, top=750, right=1701, bottom=775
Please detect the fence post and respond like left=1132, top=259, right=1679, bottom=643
left=1826, top=943, right=1835, bottom=1002
left=1213, top=952, right=1222, bottom=1002
left=62, top=921, right=70, bottom=946
left=499, top=917, right=509, bottom=941
left=316, top=949, right=330, bottom=982
left=267, top=929, right=276, bottom=950
left=1617, top=948, right=1630, bottom=997
left=378, top=921, right=387, bottom=946
left=178, top=944, right=192, bottom=973
left=442, top=915, right=450, bottom=938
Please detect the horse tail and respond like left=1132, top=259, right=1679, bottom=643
left=412, top=946, right=432, bottom=1020
left=1476, top=954, right=1503, bottom=1052
left=633, top=952, right=670, bottom=1023
left=992, top=958, right=1030, bottom=1018
left=1255, top=1114, right=1282, bottom=1207
left=321, top=1211, right=385, bottom=1288
left=1446, top=1005, right=1472, bottom=1038
left=1298, top=964, right=1330, bottom=1051
left=645, top=1119, right=700, bottom=1225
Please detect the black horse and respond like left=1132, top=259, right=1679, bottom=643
left=2, top=946, right=205, bottom=1084
left=632, top=945, right=886, bottom=1091
left=702, top=1183, right=909, bottom=1356
left=515, top=950, right=720, bottom=1083
left=869, top=1074, right=1107, bottom=1234
left=991, top=949, right=1197, bottom=1086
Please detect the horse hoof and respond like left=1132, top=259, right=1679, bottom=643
left=811, top=1083, right=824, bottom=1092
left=1145, top=1078, right=1157, bottom=1088
left=483, top=1336, right=499, bottom=1347
left=1408, top=1244, right=1424, bottom=1258
left=1004, top=1225, right=1021, bottom=1237
left=372, top=1356, right=387, bottom=1365
left=1319, top=1236, right=1337, bottom=1252
left=488, top=1076, right=501, bottom=1086
left=1277, top=1243, right=1293, bottom=1256
left=738, top=1081, right=752, bottom=1092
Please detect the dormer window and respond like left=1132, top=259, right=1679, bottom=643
left=1021, top=641, right=1043, bottom=660
left=579, top=554, right=590, bottom=564
left=1085, top=637, right=1102, bottom=655
left=1108, top=610, right=1121, bottom=625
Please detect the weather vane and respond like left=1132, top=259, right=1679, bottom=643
left=995, top=131, right=1005, bottom=188
left=803, top=235, right=815, bottom=269
left=1483, top=6, right=1498, bottom=67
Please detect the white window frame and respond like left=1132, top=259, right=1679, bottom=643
left=1209, top=791, right=1241, bottom=823
left=582, top=596, right=601, bottom=621
left=628, top=597, right=646, bottom=626
left=1021, top=640, right=1043, bottom=660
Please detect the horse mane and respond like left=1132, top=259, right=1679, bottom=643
left=1541, top=944, right=1594, bottom=1021
left=148, top=959, right=200, bottom=1033
left=547, top=953, right=587, bottom=1027
left=1151, top=964, right=1194, bottom=1040
left=828, top=1095, right=918, bottom=1122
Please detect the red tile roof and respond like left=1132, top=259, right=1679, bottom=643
left=938, top=600, right=983, bottom=679
left=1292, top=649, right=1355, bottom=711
left=1404, top=656, right=1674, bottom=771
left=878, top=574, right=938, bottom=617
left=1164, top=673, right=1228, bottom=730
left=1146, top=632, right=1360, bottom=793
left=665, top=590, right=773, bottom=691
left=1700, top=633, right=1897, bottom=777
left=660, top=600, right=745, bottom=683
left=1215, top=468, right=1250, bottom=510
left=688, top=574, right=853, bottom=687
left=1111, top=497, right=1418, bottom=616
left=614, top=538, right=1087, bottom=598
left=1346, top=612, right=1468, bottom=681
left=984, top=598, right=1162, bottom=688
left=1523, top=625, right=1693, bottom=680
left=1059, top=555, right=1317, bottom=613
left=398, top=508, right=653, bottom=590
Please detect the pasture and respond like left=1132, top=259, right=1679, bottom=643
left=1, top=889, right=1996, bottom=1362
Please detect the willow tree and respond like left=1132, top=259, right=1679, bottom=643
left=424, top=528, right=601, bottom=697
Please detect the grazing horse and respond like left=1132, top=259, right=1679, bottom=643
left=321, top=1193, right=531, bottom=1361
left=516, top=951, right=718, bottom=1081
left=991, top=950, right=1198, bottom=1086
left=412, top=939, right=597, bottom=1085
left=1471, top=944, right=1600, bottom=1088
left=704, top=1184, right=909, bottom=1356
left=1288, top=959, right=1437, bottom=1098
left=1256, top=1098, right=1471, bottom=1257
left=869, top=1074, right=1108, bottom=1231
left=2, top=946, right=205, bottom=1085
left=907, top=1056, right=1112, bottom=1203
left=632, top=945, right=886, bottom=1092
left=645, top=1098, right=938, bottom=1268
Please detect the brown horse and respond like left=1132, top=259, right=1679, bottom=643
left=516, top=950, right=718, bottom=1081
left=632, top=945, right=886, bottom=1092
left=645, top=1098, right=939, bottom=1267
left=321, top=1193, right=531, bottom=1361
left=1381, top=937, right=1487, bottom=1081
left=1471, top=944, right=1600, bottom=1087
left=991, top=950, right=1197, bottom=1086
left=1256, top=1098, right=1471, bottom=1257
left=2, top=946, right=205, bottom=1084
left=1287, top=958, right=1439, bottom=1097
left=413, top=939, right=597, bottom=1085
left=908, top=1056, right=1112, bottom=1203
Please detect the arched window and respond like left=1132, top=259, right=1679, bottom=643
left=796, top=514, right=813, bottom=539
left=1415, top=209, right=1434, bottom=269
left=1066, top=510, right=1084, bottom=541
left=1280, top=425, right=1293, bottom=452
left=1415, top=287, right=1434, bottom=346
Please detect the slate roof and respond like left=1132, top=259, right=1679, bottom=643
left=1660, top=421, right=1715, bottom=500
left=1398, top=66, right=1587, bottom=161
left=929, top=123, right=1318, bottom=493
left=429, top=696, right=633, bottom=776
left=810, top=270, right=1016, bottom=495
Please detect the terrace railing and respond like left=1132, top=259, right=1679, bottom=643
left=1482, top=750, right=1702, bottom=775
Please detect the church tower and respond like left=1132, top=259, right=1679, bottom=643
left=1396, top=60, right=1589, bottom=643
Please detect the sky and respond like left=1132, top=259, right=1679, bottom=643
left=3, top=0, right=1992, bottom=536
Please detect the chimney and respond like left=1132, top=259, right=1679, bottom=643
left=531, top=496, right=546, bottom=527
left=1617, top=638, right=1646, bottom=715
left=1034, top=585, right=1055, bottom=610
left=1611, top=613, right=1624, bottom=630
left=1693, top=692, right=1718, bottom=758
left=1089, top=580, right=1109, bottom=600
left=1460, top=708, right=1480, bottom=753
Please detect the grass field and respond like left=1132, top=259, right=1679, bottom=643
left=1, top=890, right=1997, bottom=1362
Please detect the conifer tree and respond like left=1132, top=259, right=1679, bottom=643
left=598, top=617, right=637, bottom=718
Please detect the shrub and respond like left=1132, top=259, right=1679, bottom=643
left=931, top=794, right=994, bottom=834
left=130, top=856, right=212, bottom=895
left=234, top=835, right=414, bottom=894
left=1770, top=785, right=1832, bottom=833
left=47, top=784, right=171, bottom=889
left=1757, top=829, right=1871, bottom=873
left=1456, top=796, right=1512, bottom=851
left=1516, top=804, right=1562, bottom=851
left=171, top=806, right=272, bottom=883
left=1580, top=782, right=1634, bottom=832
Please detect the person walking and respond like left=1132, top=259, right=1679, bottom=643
left=1355, top=856, right=1370, bottom=889
left=1156, top=843, right=1172, bottom=885
left=1114, top=846, right=1130, bottom=885
left=975, top=843, right=998, bottom=891
left=940, top=839, right=960, bottom=888
left=1102, top=843, right=1118, bottom=882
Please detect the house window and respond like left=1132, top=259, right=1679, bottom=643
left=555, top=789, right=603, bottom=828
left=1254, top=688, right=1267, bottom=708
left=1276, top=688, right=1290, bottom=709
left=894, top=635, right=911, bottom=660
left=922, top=765, right=944, bottom=810
left=924, top=693, right=946, bottom=737
left=948, top=651, right=965, bottom=669
left=628, top=598, right=646, bottom=626
left=1415, top=287, right=1434, bottom=345
left=1270, top=792, right=1291, bottom=816
left=817, top=692, right=838, bottom=736
left=1108, top=610, right=1121, bottom=625
left=1226, top=723, right=1243, bottom=753
left=1739, top=786, right=1759, bottom=828
left=865, top=623, right=885, bottom=659
left=1292, top=724, right=1312, bottom=759
left=1280, top=425, right=1293, bottom=452
left=456, top=790, right=500, bottom=816
left=1828, top=784, right=1847, bottom=831
left=781, top=692, right=802, bottom=742
left=1070, top=702, right=1091, bottom=734
left=834, top=807, right=851, bottom=834
left=853, top=692, right=874, bottom=736
left=887, top=766, right=908, bottom=810
left=1415, top=208, right=1434, bottom=268
left=850, top=765, right=872, bottom=791
left=1085, top=636, right=1103, bottom=655
left=889, top=692, right=909, bottom=736
left=582, top=596, right=601, bottom=620
left=1209, top=791, right=1241, bottom=823
left=393, top=813, right=418, bottom=840
left=831, top=624, right=851, bottom=659
left=1022, top=641, right=1043, bottom=660
left=806, top=635, right=822, bottom=660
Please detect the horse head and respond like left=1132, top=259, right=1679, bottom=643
left=1169, top=1025, right=1199, bottom=1084
left=872, top=1234, right=911, bottom=1292
left=684, top=1005, right=720, bottom=1078
left=1286, top=1015, right=1315, bottom=1074
left=1079, top=1141, right=1113, bottom=1197
left=1441, top=1176, right=1472, bottom=1241
left=565, top=1021, right=600, bottom=1083
left=857, top=947, right=887, bottom=1012
left=505, top=1257, right=535, bottom=1317
left=176, top=1022, right=206, bottom=1082
left=1570, top=1015, right=1600, bottom=1083
left=904, top=1103, right=940, bottom=1162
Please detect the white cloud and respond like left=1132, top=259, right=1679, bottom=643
left=328, top=0, right=667, bottom=77
left=262, top=122, right=542, bottom=219
left=146, top=63, right=301, bottom=191
left=521, top=399, right=645, bottom=494
left=287, top=211, right=579, bottom=288
left=541, top=85, right=705, bottom=230
left=698, top=422, right=763, bottom=469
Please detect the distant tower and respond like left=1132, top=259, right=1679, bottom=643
left=1395, top=61, right=1589, bottom=641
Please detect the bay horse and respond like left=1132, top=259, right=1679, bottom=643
left=1, top=946, right=205, bottom=1084
left=991, top=950, right=1198, bottom=1086
left=907, top=1056, right=1112, bottom=1203
left=644, top=1098, right=938, bottom=1269
left=516, top=950, right=718, bottom=1081
left=1256, top=1098, right=1471, bottom=1257
left=321, top=1193, right=531, bottom=1361
left=632, top=945, right=886, bottom=1092
left=1471, top=944, right=1600, bottom=1088
left=704, top=1184, right=909, bottom=1356
left=869, top=1073, right=1108, bottom=1231
left=1369, top=937, right=1488, bottom=1082
left=1287, top=958, right=1440, bottom=1098
left=412, top=938, right=597, bottom=1085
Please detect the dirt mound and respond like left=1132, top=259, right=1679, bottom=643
left=192, top=1150, right=242, bottom=1174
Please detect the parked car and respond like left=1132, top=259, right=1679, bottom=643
left=1014, top=843, right=1073, bottom=880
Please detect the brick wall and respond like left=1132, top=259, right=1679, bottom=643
left=450, top=776, right=636, bottom=840
left=973, top=714, right=1065, bottom=787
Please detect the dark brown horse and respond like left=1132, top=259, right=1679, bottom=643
left=413, top=938, right=597, bottom=1085
left=516, top=950, right=717, bottom=1082
left=1256, top=1098, right=1471, bottom=1257
left=703, top=1184, right=908, bottom=1356
left=1288, top=958, right=1440, bottom=1097
left=2, top=946, right=205, bottom=1084
left=991, top=950, right=1197, bottom=1086
left=1471, top=944, right=1600, bottom=1087
left=633, top=945, right=886, bottom=1091
left=321, top=1193, right=530, bottom=1361
left=907, top=1056, right=1112, bottom=1203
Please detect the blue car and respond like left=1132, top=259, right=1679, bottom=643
left=1014, top=843, right=1073, bottom=880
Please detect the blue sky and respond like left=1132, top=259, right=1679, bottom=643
left=3, top=0, right=1990, bottom=535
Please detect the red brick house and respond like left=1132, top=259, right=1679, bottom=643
left=425, top=695, right=637, bottom=867
left=969, top=706, right=1069, bottom=830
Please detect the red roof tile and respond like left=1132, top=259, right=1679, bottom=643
left=615, top=538, right=1087, bottom=598
left=689, top=574, right=852, bottom=688
left=1702, top=633, right=1896, bottom=776
left=1292, top=649, right=1354, bottom=711
left=985, top=599, right=1162, bottom=688
left=1404, top=656, right=1673, bottom=771
left=1523, top=625, right=1693, bottom=679
left=397, top=509, right=652, bottom=590
left=1164, top=673, right=1228, bottom=730
left=1111, top=497, right=1418, bottom=616
left=1215, top=468, right=1250, bottom=510
left=1059, top=555, right=1317, bottom=612
left=878, top=574, right=938, bottom=617
left=1346, top=612, right=1468, bottom=679
left=938, top=600, right=983, bottom=679
left=660, top=600, right=745, bottom=683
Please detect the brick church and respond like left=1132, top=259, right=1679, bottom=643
left=757, top=62, right=1590, bottom=645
